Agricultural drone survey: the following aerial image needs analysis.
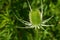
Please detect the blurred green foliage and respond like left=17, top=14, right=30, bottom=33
left=0, top=0, right=60, bottom=40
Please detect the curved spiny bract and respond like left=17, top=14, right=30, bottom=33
left=29, top=9, right=42, bottom=26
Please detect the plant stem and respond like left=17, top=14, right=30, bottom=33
left=33, top=28, right=39, bottom=40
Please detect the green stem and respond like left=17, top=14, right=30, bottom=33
left=33, top=28, right=39, bottom=40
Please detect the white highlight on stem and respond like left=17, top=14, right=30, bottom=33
left=16, top=26, right=34, bottom=29
left=42, top=16, right=53, bottom=24
left=42, top=25, right=54, bottom=27
left=41, top=0, right=43, bottom=21
left=13, top=13, right=32, bottom=26
left=27, top=0, right=32, bottom=11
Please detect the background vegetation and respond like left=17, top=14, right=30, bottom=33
left=0, top=0, right=60, bottom=40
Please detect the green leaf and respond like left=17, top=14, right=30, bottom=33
left=0, top=20, right=7, bottom=28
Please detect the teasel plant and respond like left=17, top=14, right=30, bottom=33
left=13, top=0, right=54, bottom=40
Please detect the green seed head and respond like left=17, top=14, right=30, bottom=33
left=29, top=9, right=42, bottom=26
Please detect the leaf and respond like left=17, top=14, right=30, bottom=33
left=0, top=20, right=7, bottom=28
